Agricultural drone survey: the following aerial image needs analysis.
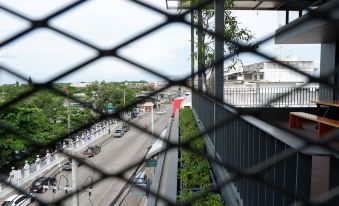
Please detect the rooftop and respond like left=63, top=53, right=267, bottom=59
left=166, top=0, right=322, bottom=10
left=275, top=0, right=339, bottom=44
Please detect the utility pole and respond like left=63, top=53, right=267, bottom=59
left=151, top=105, right=154, bottom=143
left=123, top=90, right=126, bottom=119
left=123, top=89, right=126, bottom=108
left=66, top=88, right=79, bottom=206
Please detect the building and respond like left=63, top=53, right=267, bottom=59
left=225, top=57, right=316, bottom=84
left=222, top=57, right=319, bottom=107
left=141, top=102, right=154, bottom=112
left=63, top=99, right=82, bottom=108
left=180, top=92, right=192, bottom=109
left=70, top=82, right=91, bottom=88
left=183, top=1, right=339, bottom=206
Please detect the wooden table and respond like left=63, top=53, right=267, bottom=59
left=312, top=100, right=339, bottom=108
left=289, top=112, right=339, bottom=138
left=311, top=100, right=339, bottom=117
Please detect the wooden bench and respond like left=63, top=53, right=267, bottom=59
left=289, top=112, right=339, bottom=139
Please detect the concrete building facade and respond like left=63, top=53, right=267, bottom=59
left=225, top=57, right=316, bottom=83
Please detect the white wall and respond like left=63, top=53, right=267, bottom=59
left=262, top=61, right=314, bottom=83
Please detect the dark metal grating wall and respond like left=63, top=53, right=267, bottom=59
left=0, top=0, right=338, bottom=205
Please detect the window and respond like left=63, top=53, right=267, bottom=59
left=260, top=74, right=264, bottom=79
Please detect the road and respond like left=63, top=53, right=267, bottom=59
left=30, top=104, right=172, bottom=206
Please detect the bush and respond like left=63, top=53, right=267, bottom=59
left=178, top=109, right=225, bottom=206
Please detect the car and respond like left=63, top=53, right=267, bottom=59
left=132, top=171, right=147, bottom=185
left=55, top=141, right=63, bottom=150
left=122, top=125, right=130, bottom=132
left=30, top=177, right=56, bottom=193
left=62, top=158, right=85, bottom=171
left=62, top=161, right=72, bottom=171
left=1, top=194, right=35, bottom=206
left=156, top=110, right=166, bottom=115
left=131, top=112, right=138, bottom=118
left=82, top=146, right=101, bottom=157
left=113, top=129, right=124, bottom=138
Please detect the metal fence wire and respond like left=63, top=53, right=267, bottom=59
left=0, top=0, right=338, bottom=205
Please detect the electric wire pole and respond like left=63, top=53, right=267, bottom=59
left=123, top=89, right=126, bottom=119
left=151, top=105, right=154, bottom=143
left=66, top=88, right=79, bottom=206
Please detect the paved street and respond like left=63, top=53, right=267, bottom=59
left=30, top=104, right=172, bottom=206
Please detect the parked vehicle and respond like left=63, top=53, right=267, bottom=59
left=131, top=109, right=139, bottom=118
left=82, top=146, right=101, bottom=157
left=30, top=176, right=56, bottom=193
left=122, top=125, right=130, bottom=132
left=113, top=129, right=124, bottom=138
left=131, top=112, right=138, bottom=118
left=1, top=194, right=35, bottom=206
left=62, top=158, right=85, bottom=171
left=156, top=110, right=166, bottom=115
left=55, top=141, right=63, bottom=150
left=62, top=161, right=72, bottom=171
left=132, top=171, right=147, bottom=185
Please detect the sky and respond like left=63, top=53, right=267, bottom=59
left=0, top=0, right=320, bottom=84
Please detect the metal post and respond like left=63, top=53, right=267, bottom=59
left=191, top=10, right=195, bottom=89
left=66, top=88, right=79, bottom=206
left=151, top=106, right=154, bottom=143
left=214, top=0, right=224, bottom=102
left=71, top=140, right=79, bottom=206
left=286, top=10, right=289, bottom=25
left=197, top=7, right=203, bottom=93
left=123, top=89, right=126, bottom=119
left=67, top=90, right=71, bottom=136
left=334, top=41, right=339, bottom=100
left=124, top=89, right=126, bottom=107
left=213, top=0, right=224, bottom=156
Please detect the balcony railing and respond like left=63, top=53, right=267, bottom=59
left=192, top=91, right=338, bottom=206
left=224, top=86, right=333, bottom=107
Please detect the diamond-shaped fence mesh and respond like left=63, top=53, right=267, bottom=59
left=0, top=0, right=338, bottom=205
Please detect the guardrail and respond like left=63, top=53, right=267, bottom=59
left=193, top=91, right=336, bottom=206
left=0, top=119, right=122, bottom=198
left=224, top=86, right=332, bottom=107
left=146, top=119, right=173, bottom=206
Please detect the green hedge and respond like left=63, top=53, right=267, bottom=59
left=178, top=109, right=225, bottom=206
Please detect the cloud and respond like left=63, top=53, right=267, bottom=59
left=59, top=56, right=163, bottom=82
left=119, top=23, right=191, bottom=79
left=0, top=0, right=189, bottom=84
left=0, top=1, right=321, bottom=84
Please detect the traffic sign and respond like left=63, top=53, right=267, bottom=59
left=146, top=159, right=157, bottom=167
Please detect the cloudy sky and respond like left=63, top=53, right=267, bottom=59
left=0, top=0, right=320, bottom=84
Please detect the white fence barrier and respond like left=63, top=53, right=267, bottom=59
left=0, top=118, right=123, bottom=198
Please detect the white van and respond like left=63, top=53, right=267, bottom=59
left=132, top=171, right=147, bottom=184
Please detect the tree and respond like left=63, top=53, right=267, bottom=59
left=179, top=0, right=253, bottom=93
left=28, top=76, right=32, bottom=85
left=84, top=82, right=141, bottom=112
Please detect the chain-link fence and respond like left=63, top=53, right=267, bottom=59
left=0, top=0, right=339, bottom=205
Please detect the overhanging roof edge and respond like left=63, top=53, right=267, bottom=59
left=275, top=0, right=339, bottom=44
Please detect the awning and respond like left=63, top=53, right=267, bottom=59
left=166, top=0, right=322, bottom=11
left=275, top=1, right=339, bottom=44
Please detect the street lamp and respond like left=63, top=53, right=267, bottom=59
left=53, top=107, right=56, bottom=124
left=65, top=87, right=79, bottom=206
left=152, top=105, right=154, bottom=143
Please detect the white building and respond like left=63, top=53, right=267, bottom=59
left=70, top=82, right=91, bottom=88
left=225, top=57, right=316, bottom=83
left=180, top=92, right=192, bottom=109
left=222, top=57, right=319, bottom=107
